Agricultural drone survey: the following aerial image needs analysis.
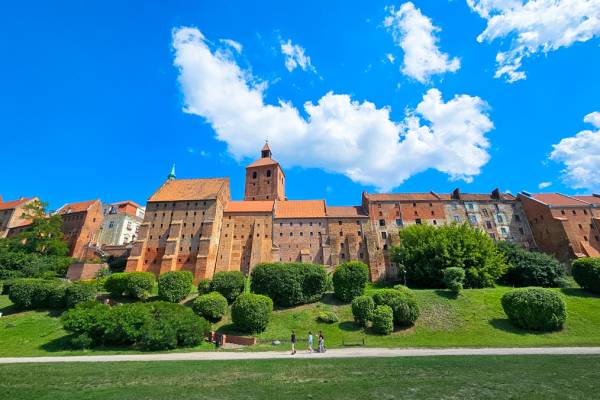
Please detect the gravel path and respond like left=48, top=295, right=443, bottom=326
left=1, top=347, right=599, bottom=363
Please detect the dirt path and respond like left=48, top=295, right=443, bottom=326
left=1, top=347, right=599, bottom=363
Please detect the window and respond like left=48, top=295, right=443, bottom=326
left=579, top=224, right=583, bottom=230
left=572, top=210, right=577, bottom=215
left=108, top=221, right=114, bottom=228
left=433, top=220, right=437, bottom=225
left=482, top=209, right=489, bottom=217
left=379, top=219, right=385, bottom=227
left=266, top=170, right=271, bottom=177
left=412, top=202, right=416, bottom=207
left=500, top=227, right=508, bottom=235
left=415, top=218, right=422, bottom=225
left=300, top=232, right=303, bottom=236
left=469, top=215, right=477, bottom=225
left=454, top=215, right=461, bottom=223
left=497, top=214, right=504, bottom=223
left=381, top=232, right=387, bottom=239
left=515, top=215, right=521, bottom=222
left=289, top=232, right=293, bottom=236
left=486, top=221, right=492, bottom=229
left=252, top=171, right=257, bottom=179
left=584, top=236, right=588, bottom=241
left=467, top=203, right=474, bottom=210
left=310, top=232, right=313, bottom=237
left=561, top=210, right=566, bottom=215
left=396, top=219, right=403, bottom=227
left=584, top=209, right=588, bottom=215
left=519, top=227, right=524, bottom=234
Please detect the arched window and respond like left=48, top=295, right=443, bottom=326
left=252, top=171, right=257, bottom=179
left=266, top=170, right=272, bottom=177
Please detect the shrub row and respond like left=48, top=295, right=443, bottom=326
left=250, top=263, right=327, bottom=307
left=105, top=272, right=155, bottom=300
left=9, top=278, right=96, bottom=309
left=62, top=301, right=211, bottom=350
left=332, top=261, right=369, bottom=303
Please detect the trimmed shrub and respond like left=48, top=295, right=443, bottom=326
left=158, top=271, right=193, bottom=303
left=231, top=293, right=273, bottom=333
left=442, top=267, right=465, bottom=294
left=332, top=261, right=369, bottom=303
left=8, top=279, right=59, bottom=309
left=47, top=282, right=68, bottom=309
left=501, top=288, right=567, bottom=331
left=70, top=333, right=93, bottom=350
left=102, top=303, right=152, bottom=344
left=572, top=257, right=600, bottom=294
left=210, top=271, right=245, bottom=304
left=138, top=319, right=178, bottom=351
left=351, top=295, right=375, bottom=327
left=372, top=305, right=394, bottom=335
left=192, top=291, right=228, bottom=323
left=498, top=242, right=566, bottom=287
left=149, top=302, right=210, bottom=348
left=105, top=272, right=155, bottom=300
left=317, top=311, right=339, bottom=324
left=250, top=263, right=328, bottom=307
left=65, top=283, right=97, bottom=308
left=373, top=288, right=419, bottom=326
left=197, top=279, right=212, bottom=295
left=392, top=223, right=506, bottom=288
left=62, top=301, right=111, bottom=344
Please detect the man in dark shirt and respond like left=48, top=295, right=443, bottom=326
left=291, top=330, right=297, bottom=355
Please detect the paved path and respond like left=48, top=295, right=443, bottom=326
left=1, top=347, right=600, bottom=364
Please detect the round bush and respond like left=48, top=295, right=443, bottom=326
left=251, top=263, right=328, bottom=307
left=501, top=287, right=567, bottom=331
left=499, top=242, right=566, bottom=287
left=62, top=301, right=111, bottom=344
left=373, top=288, right=419, bottom=326
left=102, top=303, right=152, bottom=344
left=47, top=282, right=68, bottom=309
left=65, top=283, right=97, bottom=308
left=317, top=310, right=339, bottom=324
left=192, top=291, right=228, bottom=323
left=197, top=279, right=212, bottom=295
left=442, top=267, right=465, bottom=293
left=351, top=295, right=375, bottom=327
left=138, top=319, right=178, bottom=351
left=372, top=305, right=394, bottom=335
left=332, top=261, right=369, bottom=303
left=231, top=293, right=273, bottom=333
left=105, top=272, right=155, bottom=300
left=150, top=302, right=210, bottom=347
left=572, top=257, right=600, bottom=294
left=210, top=271, right=245, bottom=304
left=158, top=271, right=193, bottom=303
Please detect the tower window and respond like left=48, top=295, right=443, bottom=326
left=266, top=170, right=272, bottom=177
left=252, top=171, right=257, bottom=179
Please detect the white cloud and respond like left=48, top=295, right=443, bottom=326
left=538, top=181, right=552, bottom=189
left=220, top=39, right=242, bottom=53
left=384, top=2, right=460, bottom=83
left=172, top=27, right=493, bottom=191
left=280, top=39, right=316, bottom=73
left=386, top=53, right=396, bottom=63
left=550, top=112, right=600, bottom=192
left=467, top=0, right=600, bottom=82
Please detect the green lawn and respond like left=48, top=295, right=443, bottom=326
left=0, top=355, right=598, bottom=399
left=1, top=285, right=599, bottom=357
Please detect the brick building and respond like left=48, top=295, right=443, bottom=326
left=55, top=199, right=104, bottom=259
left=0, top=196, right=38, bottom=238
left=518, top=192, right=600, bottom=262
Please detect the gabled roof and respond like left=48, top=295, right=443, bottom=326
left=111, top=200, right=143, bottom=209
left=0, top=197, right=33, bottom=211
left=224, top=201, right=274, bottom=213
left=530, top=193, right=590, bottom=207
left=363, top=192, right=442, bottom=202
left=326, top=206, right=367, bottom=218
left=148, top=178, right=228, bottom=202
left=275, top=200, right=326, bottom=218
left=246, top=157, right=280, bottom=168
left=56, top=200, right=100, bottom=214
left=573, top=195, right=600, bottom=206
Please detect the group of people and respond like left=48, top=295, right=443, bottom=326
left=290, top=330, right=325, bottom=355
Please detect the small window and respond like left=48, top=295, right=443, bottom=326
left=338, top=221, right=342, bottom=225
left=572, top=210, right=577, bottom=215
left=396, top=219, right=403, bottom=226
left=454, top=215, right=461, bottom=223
left=515, top=215, right=521, bottom=222
left=379, top=219, right=385, bottom=227
left=252, top=171, right=257, bottom=179
left=266, top=170, right=272, bottom=177
left=415, top=218, right=422, bottom=225
left=433, top=220, right=437, bottom=225
left=519, top=227, right=524, bottom=234
left=381, top=232, right=387, bottom=239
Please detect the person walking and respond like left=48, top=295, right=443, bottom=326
left=290, top=330, right=297, bottom=355
left=318, top=331, right=324, bottom=353
left=308, top=331, right=313, bottom=353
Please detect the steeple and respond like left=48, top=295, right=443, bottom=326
left=261, top=141, right=272, bottom=158
left=167, top=164, right=176, bottom=181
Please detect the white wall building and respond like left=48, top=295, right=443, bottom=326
left=98, top=201, right=145, bottom=246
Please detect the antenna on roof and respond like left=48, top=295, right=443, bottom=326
left=167, top=163, right=176, bottom=181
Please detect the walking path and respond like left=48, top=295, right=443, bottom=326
left=1, top=347, right=599, bottom=364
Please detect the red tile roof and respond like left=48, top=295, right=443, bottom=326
left=148, top=178, right=228, bottom=202
left=225, top=201, right=274, bottom=213
left=326, top=206, right=367, bottom=218
left=458, top=193, right=516, bottom=201
left=573, top=195, right=600, bottom=205
left=275, top=200, right=326, bottom=218
left=111, top=200, right=143, bottom=209
left=531, top=193, right=589, bottom=207
left=57, top=200, right=99, bottom=214
left=364, top=192, right=442, bottom=202
left=0, top=197, right=33, bottom=210
left=246, top=157, right=280, bottom=168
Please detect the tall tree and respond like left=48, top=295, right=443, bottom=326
left=14, top=200, right=69, bottom=256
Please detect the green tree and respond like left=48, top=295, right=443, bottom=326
left=13, top=200, right=68, bottom=256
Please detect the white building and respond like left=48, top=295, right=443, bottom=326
left=98, top=201, right=145, bottom=246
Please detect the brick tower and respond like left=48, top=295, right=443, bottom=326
left=244, top=142, right=285, bottom=201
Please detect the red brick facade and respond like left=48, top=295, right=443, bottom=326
left=56, top=199, right=104, bottom=260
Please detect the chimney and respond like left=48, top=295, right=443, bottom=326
left=451, top=188, right=461, bottom=200
left=491, top=188, right=501, bottom=199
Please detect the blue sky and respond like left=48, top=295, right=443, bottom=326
left=1, top=1, right=599, bottom=210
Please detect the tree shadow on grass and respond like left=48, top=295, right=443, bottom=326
left=338, top=321, right=361, bottom=332
left=319, top=293, right=344, bottom=306
left=39, top=334, right=76, bottom=352
left=0, top=303, right=20, bottom=316
left=488, top=318, right=553, bottom=336
left=215, top=323, right=248, bottom=336
left=561, top=288, right=599, bottom=298
left=433, top=290, right=459, bottom=300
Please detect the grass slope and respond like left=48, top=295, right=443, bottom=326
left=1, top=285, right=599, bottom=356
left=1, top=355, right=599, bottom=399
